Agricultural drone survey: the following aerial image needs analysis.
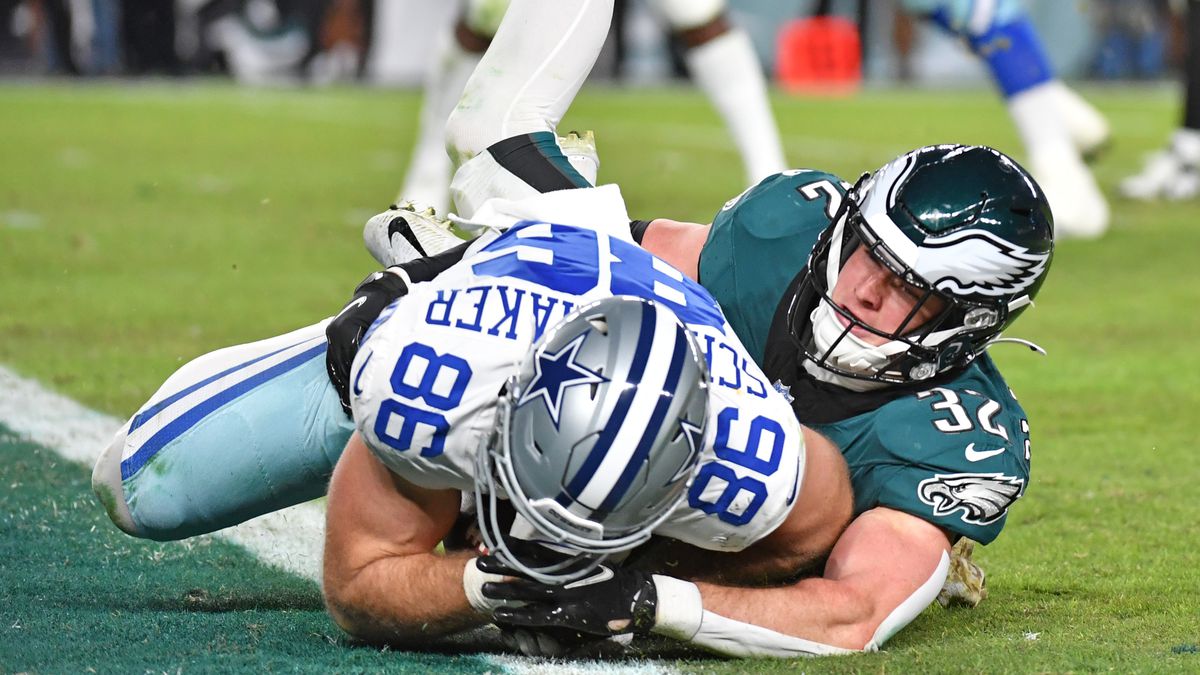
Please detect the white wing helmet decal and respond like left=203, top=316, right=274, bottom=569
left=915, top=229, right=1050, bottom=298
left=917, top=472, right=1025, bottom=525
left=859, top=147, right=1051, bottom=300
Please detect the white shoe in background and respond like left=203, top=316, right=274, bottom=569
left=1120, top=130, right=1200, bottom=201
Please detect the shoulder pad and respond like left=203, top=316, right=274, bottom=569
left=717, top=170, right=848, bottom=241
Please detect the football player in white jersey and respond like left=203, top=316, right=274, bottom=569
left=321, top=186, right=854, bottom=645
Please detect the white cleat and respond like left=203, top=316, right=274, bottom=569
left=1120, top=146, right=1200, bottom=202
left=363, top=201, right=464, bottom=268
left=558, top=130, right=600, bottom=186
left=1029, top=148, right=1110, bottom=240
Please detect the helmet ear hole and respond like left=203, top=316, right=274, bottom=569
left=586, top=316, right=609, bottom=334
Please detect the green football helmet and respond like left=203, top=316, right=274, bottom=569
left=790, top=144, right=1055, bottom=384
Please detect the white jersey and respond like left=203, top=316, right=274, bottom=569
left=351, top=187, right=804, bottom=552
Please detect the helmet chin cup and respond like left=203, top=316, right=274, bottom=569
left=474, top=395, right=610, bottom=584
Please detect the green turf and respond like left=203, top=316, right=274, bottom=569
left=2, top=83, right=1199, bottom=672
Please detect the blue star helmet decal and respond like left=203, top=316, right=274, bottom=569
left=516, top=331, right=608, bottom=427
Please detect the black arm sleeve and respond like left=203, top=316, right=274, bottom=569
left=629, top=219, right=653, bottom=244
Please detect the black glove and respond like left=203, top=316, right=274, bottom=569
left=479, top=555, right=659, bottom=639
left=325, top=268, right=409, bottom=414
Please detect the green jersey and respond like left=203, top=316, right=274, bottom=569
left=699, top=170, right=1031, bottom=544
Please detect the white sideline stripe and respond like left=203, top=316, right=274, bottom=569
left=0, top=365, right=677, bottom=675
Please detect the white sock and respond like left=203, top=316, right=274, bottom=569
left=399, top=35, right=484, bottom=212
left=445, top=0, right=615, bottom=167
left=685, top=28, right=787, bottom=184
left=1007, top=80, right=1076, bottom=158
left=1039, top=80, right=1109, bottom=156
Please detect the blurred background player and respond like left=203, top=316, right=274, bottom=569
left=903, top=0, right=1111, bottom=239
left=1121, top=0, right=1200, bottom=200
left=399, top=0, right=787, bottom=213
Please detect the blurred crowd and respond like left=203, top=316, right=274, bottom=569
left=0, top=0, right=375, bottom=80
left=0, top=0, right=1188, bottom=85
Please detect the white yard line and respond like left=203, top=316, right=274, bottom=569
left=0, top=364, right=676, bottom=675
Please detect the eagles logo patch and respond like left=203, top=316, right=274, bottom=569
left=917, top=473, right=1025, bottom=525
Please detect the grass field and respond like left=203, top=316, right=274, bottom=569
left=1, top=82, right=1198, bottom=673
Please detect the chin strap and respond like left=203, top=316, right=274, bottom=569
left=980, top=336, right=1047, bottom=356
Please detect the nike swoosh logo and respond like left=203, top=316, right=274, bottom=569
left=785, top=456, right=802, bottom=506
left=965, top=443, right=1005, bottom=462
left=563, top=565, right=615, bottom=590
left=388, top=216, right=428, bottom=256
left=352, top=350, right=372, bottom=397
left=334, top=295, right=368, bottom=321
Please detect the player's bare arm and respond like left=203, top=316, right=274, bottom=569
left=637, top=218, right=710, bottom=281
left=676, top=507, right=952, bottom=653
left=323, top=432, right=480, bottom=645
left=490, top=505, right=950, bottom=656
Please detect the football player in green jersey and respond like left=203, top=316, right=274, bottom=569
left=480, top=143, right=1053, bottom=656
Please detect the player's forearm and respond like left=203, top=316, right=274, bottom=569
left=324, top=550, right=483, bottom=645
left=690, top=577, right=875, bottom=650
left=651, top=545, right=951, bottom=657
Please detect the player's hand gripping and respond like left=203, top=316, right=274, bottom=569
left=478, top=555, right=659, bottom=643
left=325, top=268, right=409, bottom=414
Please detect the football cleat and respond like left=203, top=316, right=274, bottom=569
left=363, top=201, right=464, bottom=268
left=558, top=130, right=599, bottom=186
left=937, top=538, right=988, bottom=608
left=1028, top=147, right=1110, bottom=239
left=1120, top=147, right=1200, bottom=202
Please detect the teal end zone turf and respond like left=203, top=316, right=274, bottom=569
left=0, top=424, right=499, bottom=674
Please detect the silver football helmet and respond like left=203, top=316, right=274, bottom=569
left=475, top=296, right=710, bottom=583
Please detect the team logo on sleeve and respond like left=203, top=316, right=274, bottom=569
left=917, top=472, right=1025, bottom=525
